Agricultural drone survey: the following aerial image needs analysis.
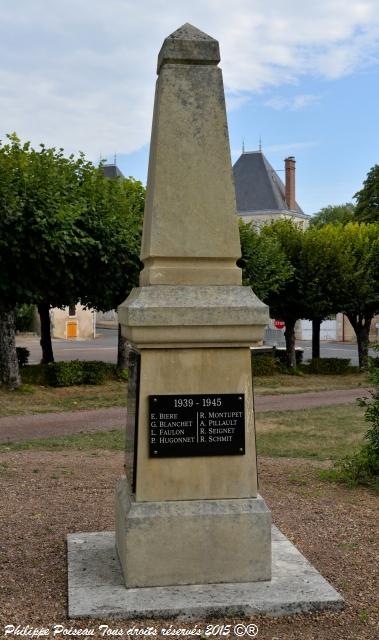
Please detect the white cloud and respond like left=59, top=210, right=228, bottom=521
left=265, top=94, right=320, bottom=110
left=0, top=0, right=378, bottom=158
left=264, top=142, right=317, bottom=153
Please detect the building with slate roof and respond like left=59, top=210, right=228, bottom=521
left=102, top=164, right=124, bottom=179
left=233, top=150, right=311, bottom=228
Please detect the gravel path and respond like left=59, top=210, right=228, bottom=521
left=0, top=451, right=377, bottom=638
left=0, top=387, right=367, bottom=443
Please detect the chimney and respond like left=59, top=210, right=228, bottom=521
left=285, top=156, right=296, bottom=211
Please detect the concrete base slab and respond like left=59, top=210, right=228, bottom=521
left=116, top=482, right=272, bottom=587
left=67, top=527, right=344, bottom=619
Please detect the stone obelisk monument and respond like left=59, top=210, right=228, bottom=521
left=116, top=23, right=271, bottom=587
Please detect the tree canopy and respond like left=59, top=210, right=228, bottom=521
left=238, top=220, right=293, bottom=301
left=354, top=164, right=379, bottom=222
left=0, top=134, right=96, bottom=312
left=336, top=222, right=379, bottom=368
left=309, top=203, right=355, bottom=228
left=0, top=134, right=145, bottom=383
left=240, top=219, right=305, bottom=367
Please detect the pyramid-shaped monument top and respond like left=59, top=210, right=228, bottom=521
left=157, top=23, right=220, bottom=73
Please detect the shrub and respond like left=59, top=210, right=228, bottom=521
left=274, top=348, right=303, bottom=368
left=16, top=347, right=30, bottom=367
left=335, top=446, right=379, bottom=489
left=15, top=304, right=35, bottom=332
left=20, top=364, right=48, bottom=385
left=20, top=360, right=122, bottom=387
left=324, top=347, right=379, bottom=490
left=46, top=361, right=84, bottom=387
left=46, top=360, right=118, bottom=387
left=251, top=354, right=278, bottom=376
left=82, top=361, right=110, bottom=385
left=301, top=357, right=353, bottom=375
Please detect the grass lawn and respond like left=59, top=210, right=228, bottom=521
left=0, top=379, right=127, bottom=416
left=0, top=403, right=367, bottom=462
left=0, top=372, right=367, bottom=417
left=253, top=372, right=367, bottom=395
left=255, top=403, right=367, bottom=460
left=0, top=429, right=125, bottom=452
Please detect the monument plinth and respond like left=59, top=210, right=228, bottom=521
left=67, top=25, right=345, bottom=619
left=116, top=23, right=271, bottom=587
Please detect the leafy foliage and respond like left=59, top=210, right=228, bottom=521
left=336, top=223, right=379, bottom=368
left=326, top=345, right=379, bottom=490
left=0, top=134, right=96, bottom=310
left=274, top=348, right=303, bottom=368
left=20, top=361, right=123, bottom=386
left=300, top=225, right=345, bottom=323
left=0, top=133, right=145, bottom=370
left=251, top=354, right=278, bottom=376
left=78, top=172, right=144, bottom=312
left=301, top=358, right=353, bottom=375
left=15, top=304, right=35, bottom=332
left=354, top=164, right=379, bottom=222
left=239, top=221, right=293, bottom=300
left=309, top=203, right=355, bottom=228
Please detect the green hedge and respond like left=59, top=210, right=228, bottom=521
left=274, top=348, right=303, bottom=368
left=20, top=361, right=124, bottom=387
left=301, top=358, right=353, bottom=375
left=251, top=355, right=278, bottom=376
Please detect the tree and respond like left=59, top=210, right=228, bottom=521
left=261, top=220, right=308, bottom=367
left=337, top=223, right=379, bottom=369
left=239, top=220, right=293, bottom=301
left=77, top=171, right=144, bottom=369
left=23, top=143, right=98, bottom=363
left=310, top=203, right=355, bottom=228
left=0, top=134, right=144, bottom=386
left=354, top=164, right=379, bottom=222
left=301, top=225, right=345, bottom=358
left=0, top=135, right=30, bottom=387
left=240, top=219, right=305, bottom=368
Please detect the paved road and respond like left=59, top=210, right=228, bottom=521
left=297, top=340, right=376, bottom=366
left=16, top=329, right=375, bottom=367
left=0, top=387, right=369, bottom=443
left=16, top=327, right=118, bottom=365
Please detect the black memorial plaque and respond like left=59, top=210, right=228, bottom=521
left=149, top=394, right=245, bottom=458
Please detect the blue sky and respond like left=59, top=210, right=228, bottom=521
left=1, top=1, right=378, bottom=215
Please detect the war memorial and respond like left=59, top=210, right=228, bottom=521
left=67, top=24, right=344, bottom=619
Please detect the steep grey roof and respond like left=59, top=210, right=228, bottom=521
left=233, top=151, right=307, bottom=218
left=102, top=164, right=124, bottom=179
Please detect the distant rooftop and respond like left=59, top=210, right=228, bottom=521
left=233, top=150, right=308, bottom=219
left=102, top=164, right=124, bottom=179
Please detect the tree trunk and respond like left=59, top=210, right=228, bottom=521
left=117, top=322, right=128, bottom=370
left=312, top=318, right=321, bottom=359
left=38, top=302, right=54, bottom=364
left=347, top=313, right=372, bottom=370
left=284, top=318, right=297, bottom=368
left=0, top=309, right=21, bottom=389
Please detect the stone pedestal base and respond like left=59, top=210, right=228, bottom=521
left=115, top=478, right=271, bottom=588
